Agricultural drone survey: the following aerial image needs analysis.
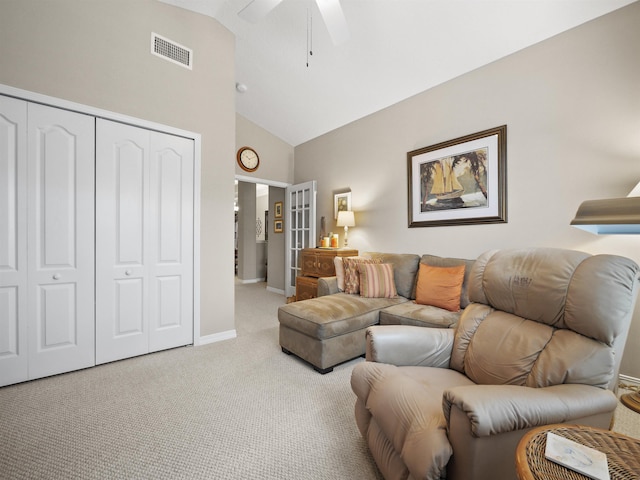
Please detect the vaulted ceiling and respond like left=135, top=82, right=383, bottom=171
left=160, top=0, right=635, bottom=146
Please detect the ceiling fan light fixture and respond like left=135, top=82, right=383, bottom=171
left=238, top=0, right=284, bottom=23
left=316, top=0, right=350, bottom=45
left=238, top=0, right=350, bottom=47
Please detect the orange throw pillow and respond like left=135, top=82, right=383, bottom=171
left=415, top=264, right=465, bottom=312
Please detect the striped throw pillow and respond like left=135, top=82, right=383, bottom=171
left=358, top=263, right=397, bottom=298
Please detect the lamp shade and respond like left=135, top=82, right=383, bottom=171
left=570, top=196, right=640, bottom=234
left=336, top=210, right=355, bottom=227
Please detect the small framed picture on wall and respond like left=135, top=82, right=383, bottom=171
left=274, top=219, right=283, bottom=233
left=274, top=201, right=283, bottom=218
left=334, top=192, right=351, bottom=219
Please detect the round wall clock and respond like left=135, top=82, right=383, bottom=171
left=237, top=146, right=260, bottom=172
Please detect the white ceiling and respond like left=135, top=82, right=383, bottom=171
left=160, top=0, right=635, bottom=146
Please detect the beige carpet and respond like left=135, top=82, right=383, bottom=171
left=0, top=281, right=638, bottom=479
left=0, top=281, right=382, bottom=480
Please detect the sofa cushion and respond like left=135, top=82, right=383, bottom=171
left=364, top=252, right=421, bottom=299
left=454, top=248, right=640, bottom=389
left=415, top=264, right=466, bottom=312
left=469, top=248, right=590, bottom=325
left=417, top=255, right=476, bottom=308
left=278, top=293, right=408, bottom=340
left=343, top=257, right=382, bottom=294
left=359, top=263, right=398, bottom=298
left=379, top=301, right=461, bottom=328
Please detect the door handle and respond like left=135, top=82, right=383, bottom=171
left=125, top=270, right=132, bottom=276
left=53, top=273, right=61, bottom=280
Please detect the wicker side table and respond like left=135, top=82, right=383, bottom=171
left=515, top=424, right=640, bottom=479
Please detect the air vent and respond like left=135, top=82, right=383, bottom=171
left=151, top=33, right=193, bottom=70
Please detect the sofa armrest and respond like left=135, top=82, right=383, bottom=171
left=365, top=325, right=454, bottom=367
left=317, top=276, right=339, bottom=296
left=443, top=383, right=618, bottom=437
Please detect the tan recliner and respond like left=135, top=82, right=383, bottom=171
left=351, top=248, right=639, bottom=480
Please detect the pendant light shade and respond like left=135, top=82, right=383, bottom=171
left=570, top=196, right=640, bottom=234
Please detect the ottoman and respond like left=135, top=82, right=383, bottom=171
left=277, top=293, right=408, bottom=373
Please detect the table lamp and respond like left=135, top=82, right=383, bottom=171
left=571, top=182, right=640, bottom=413
left=336, top=210, right=355, bottom=248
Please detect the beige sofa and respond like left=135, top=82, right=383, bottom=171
left=277, top=252, right=475, bottom=373
left=351, top=247, right=640, bottom=480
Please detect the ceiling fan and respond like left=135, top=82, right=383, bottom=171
left=238, top=0, right=350, bottom=46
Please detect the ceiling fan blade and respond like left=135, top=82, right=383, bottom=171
left=315, top=0, right=350, bottom=45
left=238, top=0, right=284, bottom=23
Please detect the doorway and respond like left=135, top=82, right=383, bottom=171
left=235, top=177, right=288, bottom=295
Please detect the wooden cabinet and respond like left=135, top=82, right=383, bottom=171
left=300, top=248, right=358, bottom=277
left=295, top=248, right=357, bottom=300
left=295, top=276, right=319, bottom=301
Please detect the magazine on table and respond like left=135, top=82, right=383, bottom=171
left=544, top=432, right=610, bottom=480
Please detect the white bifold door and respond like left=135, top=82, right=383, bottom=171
left=0, top=98, right=95, bottom=386
left=95, top=119, right=194, bottom=365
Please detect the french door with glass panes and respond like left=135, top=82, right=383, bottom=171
left=284, top=181, right=316, bottom=297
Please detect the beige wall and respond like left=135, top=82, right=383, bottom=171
left=236, top=114, right=294, bottom=183
left=0, top=0, right=237, bottom=337
left=237, top=182, right=258, bottom=281
left=267, top=186, right=286, bottom=293
left=294, top=2, right=640, bottom=378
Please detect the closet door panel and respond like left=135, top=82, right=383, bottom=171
left=115, top=278, right=144, bottom=334
left=116, top=142, right=145, bottom=264
left=96, top=120, right=149, bottom=365
left=27, top=103, right=95, bottom=380
left=0, top=96, right=28, bottom=386
left=148, top=132, right=193, bottom=352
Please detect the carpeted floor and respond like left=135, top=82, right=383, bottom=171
left=0, top=281, right=382, bottom=480
left=0, top=281, right=638, bottom=479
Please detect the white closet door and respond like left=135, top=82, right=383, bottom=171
left=0, top=96, right=28, bottom=386
left=96, top=120, right=194, bottom=364
left=96, top=120, right=150, bottom=364
left=27, top=103, right=95, bottom=379
left=148, top=131, right=194, bottom=352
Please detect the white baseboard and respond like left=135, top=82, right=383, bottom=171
left=266, top=286, right=285, bottom=295
left=197, top=329, right=237, bottom=346
left=619, top=374, right=640, bottom=387
left=238, top=278, right=265, bottom=284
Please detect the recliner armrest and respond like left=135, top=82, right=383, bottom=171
left=442, top=383, right=618, bottom=437
left=317, top=276, right=338, bottom=296
left=365, top=325, right=454, bottom=367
